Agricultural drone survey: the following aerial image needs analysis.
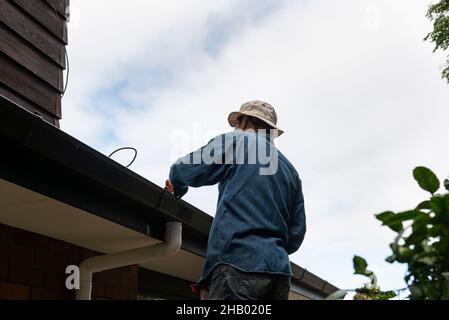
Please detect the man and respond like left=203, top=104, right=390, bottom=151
left=165, top=100, right=306, bottom=300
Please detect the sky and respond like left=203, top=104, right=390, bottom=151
left=62, top=0, right=449, bottom=296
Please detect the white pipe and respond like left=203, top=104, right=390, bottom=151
left=76, top=222, right=182, bottom=300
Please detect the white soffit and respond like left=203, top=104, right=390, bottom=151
left=0, top=178, right=311, bottom=298
left=0, top=178, right=203, bottom=281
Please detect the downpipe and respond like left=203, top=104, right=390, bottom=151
left=76, top=222, right=182, bottom=300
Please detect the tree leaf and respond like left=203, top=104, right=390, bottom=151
left=411, top=281, right=440, bottom=299
left=416, top=200, right=432, bottom=210
left=325, top=289, right=348, bottom=300
left=413, top=167, right=440, bottom=194
left=353, top=255, right=368, bottom=275
left=430, top=196, right=445, bottom=215
left=405, top=215, right=431, bottom=246
left=353, top=255, right=373, bottom=277
left=410, top=251, right=437, bottom=267
left=411, top=214, right=432, bottom=235
left=409, top=284, right=424, bottom=300
left=384, top=210, right=424, bottom=225
left=375, top=211, right=394, bottom=221
left=396, top=246, right=414, bottom=263
left=445, top=178, right=449, bottom=191
left=377, top=291, right=397, bottom=300
left=444, top=194, right=449, bottom=213
left=417, top=256, right=437, bottom=265
left=405, top=229, right=428, bottom=247
left=385, top=254, right=397, bottom=263
left=428, top=225, right=443, bottom=237
left=375, top=211, right=404, bottom=232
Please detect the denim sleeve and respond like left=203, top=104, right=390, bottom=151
left=285, top=180, right=307, bottom=255
left=169, top=135, right=230, bottom=198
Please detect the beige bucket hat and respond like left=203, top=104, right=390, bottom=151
left=228, top=100, right=284, bottom=138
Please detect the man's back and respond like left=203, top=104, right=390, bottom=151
left=167, top=100, right=306, bottom=300
left=169, top=130, right=306, bottom=284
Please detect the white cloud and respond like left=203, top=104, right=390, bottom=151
left=62, top=0, right=449, bottom=291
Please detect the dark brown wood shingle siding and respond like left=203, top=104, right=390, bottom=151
left=44, top=0, right=69, bottom=20
left=0, top=84, right=59, bottom=126
left=0, top=24, right=63, bottom=91
left=0, top=0, right=65, bottom=68
left=0, top=0, right=68, bottom=126
left=10, top=0, right=68, bottom=44
left=0, top=54, right=62, bottom=117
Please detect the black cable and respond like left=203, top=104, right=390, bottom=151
left=61, top=46, right=69, bottom=98
left=108, top=147, right=138, bottom=168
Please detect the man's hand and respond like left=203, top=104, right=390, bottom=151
left=165, top=179, right=174, bottom=194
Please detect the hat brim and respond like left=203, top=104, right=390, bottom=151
left=228, top=111, right=284, bottom=138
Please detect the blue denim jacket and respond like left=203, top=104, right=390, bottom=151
left=169, top=130, right=306, bottom=283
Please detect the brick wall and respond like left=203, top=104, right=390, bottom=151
left=0, top=223, right=138, bottom=300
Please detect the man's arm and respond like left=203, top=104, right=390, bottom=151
left=168, top=134, right=230, bottom=198
left=285, top=181, right=307, bottom=255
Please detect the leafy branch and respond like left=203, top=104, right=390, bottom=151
left=326, top=256, right=397, bottom=300
left=328, top=167, right=449, bottom=300
left=375, top=167, right=449, bottom=300
left=425, top=0, right=449, bottom=82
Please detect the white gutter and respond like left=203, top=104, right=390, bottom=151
left=76, top=222, right=182, bottom=300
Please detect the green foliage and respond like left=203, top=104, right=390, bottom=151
left=353, top=287, right=397, bottom=301
left=375, top=211, right=404, bottom=232
left=376, top=167, right=449, bottom=300
left=353, top=255, right=371, bottom=277
left=328, top=167, right=449, bottom=301
left=376, top=210, right=424, bottom=233
left=351, top=256, right=397, bottom=300
left=425, top=0, right=449, bottom=83
left=327, top=256, right=397, bottom=300
left=413, top=167, right=440, bottom=194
